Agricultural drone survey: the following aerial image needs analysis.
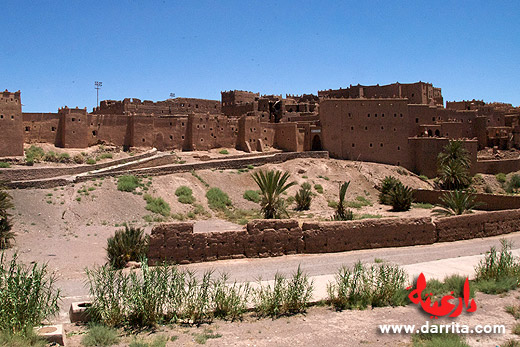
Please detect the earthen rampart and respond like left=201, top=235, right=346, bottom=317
left=147, top=208, right=520, bottom=264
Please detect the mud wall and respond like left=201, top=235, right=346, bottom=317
left=475, top=158, right=520, bottom=174
left=0, top=91, right=23, bottom=157
left=413, top=189, right=520, bottom=211
left=148, top=209, right=520, bottom=265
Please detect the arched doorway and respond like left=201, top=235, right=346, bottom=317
left=311, top=135, right=322, bottom=151
left=434, top=129, right=440, bottom=137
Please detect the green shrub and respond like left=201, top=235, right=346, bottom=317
left=219, top=149, right=229, bottom=155
left=117, top=175, right=141, bottom=192
left=25, top=145, right=44, bottom=162
left=253, top=266, right=313, bottom=317
left=247, top=165, right=254, bottom=170
left=0, top=330, right=46, bottom=346
left=0, top=187, right=14, bottom=250
left=175, top=186, right=195, bottom=204
left=81, top=324, right=120, bottom=346
left=507, top=174, right=520, bottom=193
left=294, top=183, right=312, bottom=211
left=206, top=188, right=232, bottom=211
left=106, top=226, right=149, bottom=269
left=86, top=158, right=97, bottom=165
left=243, top=190, right=261, bottom=203
left=378, top=176, right=401, bottom=205
left=212, top=273, right=250, bottom=320
left=346, top=196, right=372, bottom=209
left=327, top=261, right=407, bottom=310
left=143, top=194, right=171, bottom=217
left=314, top=184, right=323, bottom=194
left=0, top=254, right=60, bottom=334
left=73, top=154, right=85, bottom=164
left=388, top=182, right=414, bottom=211
left=0, top=162, right=10, bottom=168
left=433, top=190, right=481, bottom=216
left=58, top=152, right=70, bottom=163
left=496, top=173, right=507, bottom=184
left=412, top=329, right=470, bottom=347
left=97, top=153, right=113, bottom=160
left=475, top=239, right=520, bottom=287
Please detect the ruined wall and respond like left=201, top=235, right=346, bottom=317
left=95, top=98, right=221, bottom=115
left=475, top=158, right=520, bottom=174
left=221, top=90, right=259, bottom=117
left=22, top=113, right=60, bottom=144
left=236, top=115, right=275, bottom=152
left=320, top=98, right=412, bottom=168
left=147, top=208, right=520, bottom=264
left=0, top=90, right=23, bottom=157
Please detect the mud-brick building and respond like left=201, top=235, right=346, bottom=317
left=0, top=90, right=23, bottom=157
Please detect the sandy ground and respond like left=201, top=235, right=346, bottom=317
left=4, top=156, right=520, bottom=346
left=63, top=289, right=520, bottom=346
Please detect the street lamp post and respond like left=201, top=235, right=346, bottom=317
left=95, top=81, right=103, bottom=107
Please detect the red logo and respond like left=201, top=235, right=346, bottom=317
left=406, top=273, right=477, bottom=319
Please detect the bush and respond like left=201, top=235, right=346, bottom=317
left=219, top=149, right=229, bottom=155
left=496, top=173, right=507, bottom=184
left=507, top=174, right=520, bottom=193
left=0, top=187, right=14, bottom=249
left=25, top=145, right=44, bottom=163
left=378, top=176, right=401, bottom=205
left=314, top=184, right=323, bottom=194
left=175, top=186, right=195, bottom=204
left=143, top=194, right=171, bottom=217
left=331, top=181, right=354, bottom=221
left=106, top=226, right=149, bottom=269
left=252, top=170, right=296, bottom=219
left=475, top=239, right=520, bottom=287
left=243, top=190, right=261, bottom=203
left=253, top=266, right=313, bottom=317
left=294, top=183, right=312, bottom=211
left=0, top=162, right=10, bottom=168
left=0, top=254, right=60, bottom=334
left=206, top=188, right=232, bottom=211
left=73, top=154, right=85, bottom=164
left=81, top=324, right=120, bottom=346
left=346, top=196, right=372, bottom=209
left=388, top=182, right=414, bottom=211
left=117, top=175, right=141, bottom=192
left=327, top=261, right=407, bottom=310
left=433, top=190, right=481, bottom=216
left=412, top=329, right=470, bottom=347
left=212, top=273, right=250, bottom=320
left=86, top=158, right=97, bottom=165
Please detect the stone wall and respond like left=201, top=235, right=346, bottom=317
left=147, top=209, right=520, bottom=264
left=475, top=158, right=520, bottom=174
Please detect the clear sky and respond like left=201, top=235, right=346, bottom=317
left=1, top=1, right=518, bottom=112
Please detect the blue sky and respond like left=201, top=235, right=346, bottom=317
left=1, top=1, right=518, bottom=112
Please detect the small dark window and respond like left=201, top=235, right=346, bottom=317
left=369, top=143, right=373, bottom=147
left=25, top=126, right=30, bottom=131
left=169, top=135, right=173, bottom=140
left=51, top=127, right=56, bottom=132
left=92, top=130, right=97, bottom=136
left=416, top=118, right=419, bottom=123
left=397, top=146, right=400, bottom=150
left=142, top=138, right=145, bottom=142
left=71, top=118, right=76, bottom=122
left=367, top=113, right=370, bottom=118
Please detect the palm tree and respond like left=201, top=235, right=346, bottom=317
left=331, top=181, right=354, bottom=221
left=251, top=170, right=296, bottom=219
left=433, top=190, right=482, bottom=217
left=437, top=140, right=472, bottom=190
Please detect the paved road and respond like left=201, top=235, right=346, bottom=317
left=56, top=232, right=520, bottom=323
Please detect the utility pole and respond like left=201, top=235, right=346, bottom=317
left=95, top=81, right=103, bottom=107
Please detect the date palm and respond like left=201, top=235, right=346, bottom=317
left=433, top=190, right=482, bottom=216
left=252, top=170, right=296, bottom=219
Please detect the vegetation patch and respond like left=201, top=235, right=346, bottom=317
left=106, top=226, right=149, bottom=269
left=175, top=186, right=195, bottom=204
left=219, top=149, right=229, bottom=155
left=206, top=188, right=232, bottom=211
left=295, top=183, right=312, bottom=211
left=81, top=324, right=120, bottom=347
left=117, top=175, right=142, bottom=192
left=143, top=194, right=171, bottom=217
left=346, top=195, right=372, bottom=209
left=252, top=170, right=296, bottom=219
left=243, top=190, right=261, bottom=203
left=0, top=162, right=10, bottom=168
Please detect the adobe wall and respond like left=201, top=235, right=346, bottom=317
left=408, top=137, right=478, bottom=177
left=413, top=189, right=520, bottom=211
left=475, top=158, right=520, bottom=174
left=22, top=113, right=60, bottom=144
left=320, top=98, right=412, bottom=168
left=273, top=122, right=299, bottom=152
left=236, top=115, right=275, bottom=152
left=58, top=107, right=89, bottom=148
left=187, top=114, right=237, bottom=151
left=94, top=97, right=221, bottom=115
left=147, top=209, right=520, bottom=265
left=87, top=114, right=131, bottom=148
left=0, top=90, right=24, bottom=157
